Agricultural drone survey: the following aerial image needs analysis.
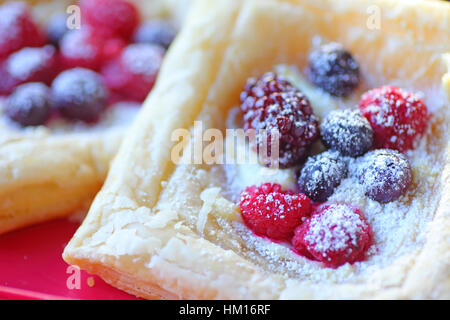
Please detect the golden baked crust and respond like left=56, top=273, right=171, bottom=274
left=64, top=0, right=450, bottom=299
left=0, top=0, right=189, bottom=234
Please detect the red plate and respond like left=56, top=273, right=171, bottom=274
left=0, top=219, right=139, bottom=300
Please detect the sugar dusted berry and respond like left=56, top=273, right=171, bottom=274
left=240, top=73, right=320, bottom=168
left=307, top=43, right=360, bottom=97
left=320, top=109, right=373, bottom=157
left=52, top=68, right=108, bottom=122
left=297, top=151, right=348, bottom=203
left=59, top=28, right=104, bottom=70
left=5, top=45, right=58, bottom=86
left=357, top=149, right=412, bottom=203
left=134, top=20, right=176, bottom=49
left=5, top=82, right=52, bottom=127
left=239, top=183, right=312, bottom=241
left=101, top=43, right=165, bottom=102
left=292, top=203, right=372, bottom=268
left=46, top=13, right=69, bottom=47
left=358, top=85, right=430, bottom=152
left=0, top=2, right=46, bottom=61
left=80, top=0, right=139, bottom=40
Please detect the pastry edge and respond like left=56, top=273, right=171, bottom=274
left=63, top=0, right=450, bottom=299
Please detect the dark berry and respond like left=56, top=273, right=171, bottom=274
left=358, top=86, right=430, bottom=152
left=0, top=2, right=46, bottom=61
left=307, top=43, right=360, bottom=97
left=239, top=183, right=312, bottom=241
left=320, top=109, right=373, bottom=157
left=357, top=149, right=412, bottom=203
left=52, top=68, right=108, bottom=122
left=240, top=72, right=319, bottom=168
left=292, top=203, right=372, bottom=268
left=5, top=82, right=51, bottom=127
left=46, top=13, right=68, bottom=47
left=297, top=151, right=348, bottom=203
left=80, top=0, right=139, bottom=40
left=134, top=20, right=176, bottom=49
left=101, top=43, right=165, bottom=102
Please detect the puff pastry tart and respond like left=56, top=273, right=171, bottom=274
left=64, top=0, right=450, bottom=299
left=0, top=0, right=191, bottom=234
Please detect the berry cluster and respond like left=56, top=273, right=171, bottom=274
left=238, top=43, right=431, bottom=268
left=1, top=0, right=175, bottom=127
left=297, top=85, right=427, bottom=204
left=239, top=184, right=372, bottom=268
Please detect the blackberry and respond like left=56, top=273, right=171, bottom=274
left=240, top=73, right=319, bottom=168
left=297, top=151, right=348, bottom=203
left=52, top=68, right=108, bottom=122
left=357, top=149, right=412, bottom=203
left=307, top=43, right=360, bottom=97
left=320, top=109, right=373, bottom=157
left=46, top=13, right=69, bottom=47
left=5, top=82, right=52, bottom=127
left=134, top=20, right=176, bottom=49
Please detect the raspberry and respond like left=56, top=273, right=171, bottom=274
left=0, top=2, right=46, bottom=61
left=297, top=151, right=348, bottom=203
left=320, top=109, right=373, bottom=157
left=358, top=86, right=430, bottom=152
left=60, top=27, right=126, bottom=71
left=240, top=73, right=320, bottom=168
left=239, top=183, right=312, bottom=241
left=80, top=0, right=139, bottom=40
left=59, top=28, right=104, bottom=70
left=307, top=43, right=360, bottom=97
left=292, top=204, right=372, bottom=268
left=52, top=68, right=108, bottom=123
left=46, top=13, right=69, bottom=47
left=4, top=45, right=58, bottom=89
left=5, top=83, right=52, bottom=127
left=357, top=149, right=412, bottom=203
left=101, top=43, right=165, bottom=102
left=134, top=20, right=176, bottom=49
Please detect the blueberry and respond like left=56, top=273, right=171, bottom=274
left=298, top=151, right=348, bottom=202
left=358, top=149, right=412, bottom=203
left=133, top=20, right=176, bottom=49
left=307, top=43, right=360, bottom=97
left=4, top=82, right=52, bottom=127
left=52, top=68, right=108, bottom=122
left=320, top=109, right=373, bottom=157
left=46, top=13, right=69, bottom=47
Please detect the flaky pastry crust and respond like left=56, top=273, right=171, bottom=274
left=64, top=0, right=450, bottom=299
left=0, top=0, right=189, bottom=234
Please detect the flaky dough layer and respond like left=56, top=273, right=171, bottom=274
left=0, top=0, right=190, bottom=234
left=64, top=0, right=450, bottom=299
